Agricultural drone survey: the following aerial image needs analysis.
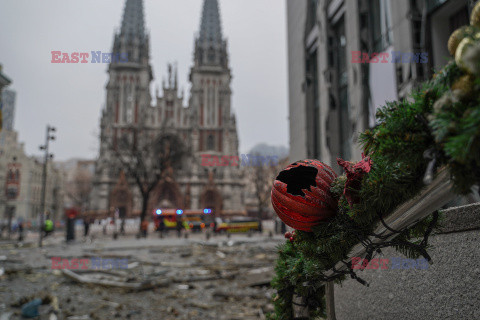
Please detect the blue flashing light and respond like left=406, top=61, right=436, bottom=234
left=176, top=209, right=183, bottom=215
left=204, top=209, right=212, bottom=214
left=156, top=209, right=162, bottom=215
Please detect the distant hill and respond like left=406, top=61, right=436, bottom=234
left=248, top=144, right=289, bottom=159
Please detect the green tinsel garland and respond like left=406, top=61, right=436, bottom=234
left=269, top=23, right=480, bottom=320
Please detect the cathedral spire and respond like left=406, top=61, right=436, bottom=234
left=199, top=0, right=223, bottom=45
left=120, top=0, right=145, bottom=40
left=194, top=0, right=228, bottom=68
left=112, top=0, right=149, bottom=65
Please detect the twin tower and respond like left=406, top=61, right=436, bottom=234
left=90, top=0, right=244, bottom=218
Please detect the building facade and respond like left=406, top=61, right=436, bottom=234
left=1, top=89, right=16, bottom=131
left=0, top=66, right=64, bottom=224
left=0, top=130, right=64, bottom=224
left=287, top=0, right=475, bottom=171
left=0, top=64, right=12, bottom=128
left=90, top=0, right=245, bottom=218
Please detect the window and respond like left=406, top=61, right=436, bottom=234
left=6, top=186, right=18, bottom=200
left=208, top=47, right=215, bottom=63
left=7, top=169, right=14, bottom=182
left=306, top=0, right=319, bottom=32
left=427, top=0, right=448, bottom=12
left=449, top=7, right=469, bottom=33
left=334, top=17, right=351, bottom=160
left=166, top=100, right=174, bottom=118
left=370, top=0, right=393, bottom=52
left=208, top=87, right=215, bottom=125
left=198, top=48, right=203, bottom=64
left=305, top=49, right=320, bottom=159
left=207, top=135, right=215, bottom=150
left=126, top=94, right=134, bottom=123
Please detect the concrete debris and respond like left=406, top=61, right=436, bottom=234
left=187, top=300, right=215, bottom=310
left=0, top=234, right=283, bottom=319
left=62, top=269, right=170, bottom=291
left=247, top=266, right=273, bottom=274
left=177, top=284, right=190, bottom=290
left=216, top=251, right=226, bottom=258
left=158, top=261, right=191, bottom=268
left=66, top=315, right=91, bottom=320
left=99, top=300, right=120, bottom=308
left=0, top=312, right=13, bottom=320
left=126, top=262, right=139, bottom=269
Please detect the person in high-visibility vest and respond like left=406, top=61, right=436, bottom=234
left=44, top=218, right=54, bottom=237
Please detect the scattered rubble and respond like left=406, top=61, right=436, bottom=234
left=0, top=235, right=283, bottom=319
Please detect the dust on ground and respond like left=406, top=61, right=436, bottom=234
left=0, top=233, right=283, bottom=320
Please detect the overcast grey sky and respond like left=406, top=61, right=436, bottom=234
left=0, top=0, right=288, bottom=161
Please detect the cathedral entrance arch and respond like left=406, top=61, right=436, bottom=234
left=200, top=172, right=223, bottom=217
left=149, top=178, right=184, bottom=212
left=200, top=189, right=223, bottom=216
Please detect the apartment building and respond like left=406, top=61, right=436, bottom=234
left=287, top=0, right=475, bottom=170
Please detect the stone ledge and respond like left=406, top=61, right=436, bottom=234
left=438, top=202, right=480, bottom=234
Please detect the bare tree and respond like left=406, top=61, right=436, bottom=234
left=108, top=127, right=186, bottom=232
left=66, top=165, right=93, bottom=214
left=247, top=154, right=289, bottom=228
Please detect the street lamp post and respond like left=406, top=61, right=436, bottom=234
left=38, top=125, right=56, bottom=248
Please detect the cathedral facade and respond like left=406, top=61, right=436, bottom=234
left=89, top=0, right=245, bottom=218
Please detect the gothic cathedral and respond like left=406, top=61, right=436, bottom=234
left=90, top=0, right=245, bottom=218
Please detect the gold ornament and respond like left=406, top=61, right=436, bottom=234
left=461, top=41, right=480, bottom=75
left=451, top=75, right=475, bottom=99
left=471, top=1, right=480, bottom=28
left=455, top=37, right=475, bottom=70
left=449, top=28, right=465, bottom=55
left=448, top=26, right=479, bottom=56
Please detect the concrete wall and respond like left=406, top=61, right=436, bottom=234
left=334, top=203, right=480, bottom=320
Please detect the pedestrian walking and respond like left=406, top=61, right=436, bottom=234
left=141, top=219, right=148, bottom=238
left=0, top=220, right=5, bottom=239
left=120, top=219, right=126, bottom=235
left=176, top=218, right=183, bottom=238
left=17, top=220, right=24, bottom=242
left=102, top=219, right=107, bottom=235
left=83, top=218, right=90, bottom=238
left=158, top=218, right=165, bottom=238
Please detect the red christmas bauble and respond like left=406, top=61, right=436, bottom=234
left=271, top=159, right=338, bottom=232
